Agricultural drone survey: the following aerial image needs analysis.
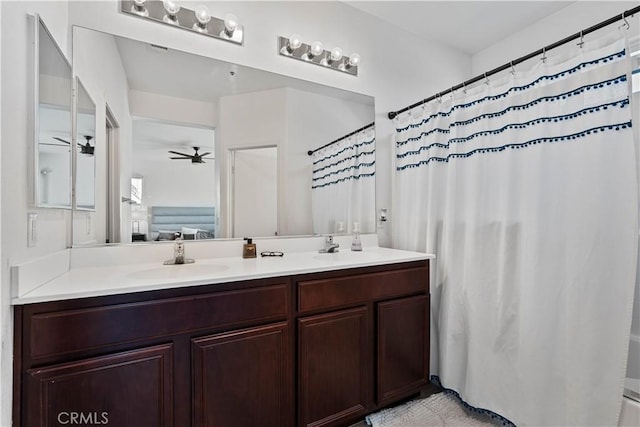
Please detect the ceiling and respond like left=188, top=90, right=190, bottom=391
left=345, top=1, right=575, bottom=55
left=114, top=36, right=374, bottom=105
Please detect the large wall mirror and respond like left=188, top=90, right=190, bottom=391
left=33, top=15, right=73, bottom=209
left=71, top=26, right=375, bottom=246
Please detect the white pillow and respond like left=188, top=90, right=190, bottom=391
left=181, top=227, right=198, bottom=236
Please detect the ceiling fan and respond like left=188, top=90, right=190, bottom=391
left=42, top=135, right=95, bottom=156
left=168, top=147, right=214, bottom=164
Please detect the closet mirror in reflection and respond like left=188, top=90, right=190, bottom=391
left=71, top=26, right=374, bottom=245
left=34, top=14, right=73, bottom=209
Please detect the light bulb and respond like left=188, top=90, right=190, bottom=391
left=288, top=34, right=302, bottom=50
left=194, top=5, right=211, bottom=27
left=224, top=13, right=239, bottom=35
left=330, top=47, right=343, bottom=62
left=281, top=33, right=303, bottom=56
left=348, top=53, right=361, bottom=67
left=310, top=41, right=324, bottom=57
left=162, top=0, right=180, bottom=24
left=162, top=0, right=180, bottom=15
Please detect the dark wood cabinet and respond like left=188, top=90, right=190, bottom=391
left=192, top=322, right=292, bottom=427
left=14, top=260, right=429, bottom=427
left=25, top=344, right=173, bottom=427
left=298, top=307, right=370, bottom=427
left=377, top=295, right=430, bottom=406
left=15, top=278, right=290, bottom=427
left=295, top=261, right=430, bottom=427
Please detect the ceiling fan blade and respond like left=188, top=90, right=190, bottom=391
left=170, top=157, right=194, bottom=160
left=40, top=142, right=69, bottom=147
left=199, top=152, right=212, bottom=157
left=168, top=150, right=190, bottom=157
left=52, top=137, right=71, bottom=145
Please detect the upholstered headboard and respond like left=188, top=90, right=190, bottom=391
left=150, top=206, right=215, bottom=240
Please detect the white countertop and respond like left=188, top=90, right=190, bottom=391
left=12, top=245, right=433, bottom=305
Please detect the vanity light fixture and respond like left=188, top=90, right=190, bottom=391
left=131, top=0, right=149, bottom=17
left=278, top=35, right=360, bottom=76
left=120, top=1, right=244, bottom=45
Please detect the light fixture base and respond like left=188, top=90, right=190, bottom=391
left=120, top=1, right=244, bottom=45
left=278, top=36, right=358, bottom=76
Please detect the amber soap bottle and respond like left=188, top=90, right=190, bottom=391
left=243, top=238, right=257, bottom=258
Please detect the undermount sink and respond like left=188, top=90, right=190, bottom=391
left=127, top=263, right=229, bottom=280
left=312, top=251, right=383, bottom=262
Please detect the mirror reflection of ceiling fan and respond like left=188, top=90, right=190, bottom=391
left=41, top=135, right=95, bottom=156
left=169, top=147, right=214, bottom=164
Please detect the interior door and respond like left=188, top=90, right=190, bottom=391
left=231, top=146, right=278, bottom=238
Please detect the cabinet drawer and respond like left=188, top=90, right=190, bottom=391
left=29, top=283, right=289, bottom=360
left=297, top=266, right=428, bottom=313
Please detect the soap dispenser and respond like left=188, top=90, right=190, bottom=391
left=351, top=222, right=362, bottom=251
left=243, top=238, right=257, bottom=258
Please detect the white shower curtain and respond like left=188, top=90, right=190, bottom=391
left=393, top=31, right=638, bottom=426
left=311, top=129, right=375, bottom=234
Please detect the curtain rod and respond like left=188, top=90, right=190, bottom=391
left=387, top=5, right=640, bottom=120
left=307, top=121, right=375, bottom=156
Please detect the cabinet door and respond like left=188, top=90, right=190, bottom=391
left=192, top=322, right=292, bottom=427
left=25, top=344, right=173, bottom=427
left=377, top=295, right=429, bottom=406
left=298, top=306, right=369, bottom=427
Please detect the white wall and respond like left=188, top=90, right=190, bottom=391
left=133, top=138, right=217, bottom=208
left=218, top=88, right=287, bottom=237
left=1, top=2, right=69, bottom=426
left=73, top=26, right=133, bottom=245
left=472, top=1, right=639, bottom=75
left=129, top=90, right=217, bottom=128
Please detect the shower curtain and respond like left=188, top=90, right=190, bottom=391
left=393, top=31, right=638, bottom=426
left=311, top=129, right=375, bottom=234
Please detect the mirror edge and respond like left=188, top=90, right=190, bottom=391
left=73, top=76, right=97, bottom=212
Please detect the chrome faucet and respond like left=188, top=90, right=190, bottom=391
left=319, top=235, right=340, bottom=253
left=164, top=235, right=195, bottom=265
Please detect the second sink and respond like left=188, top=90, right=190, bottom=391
left=128, top=263, right=229, bottom=281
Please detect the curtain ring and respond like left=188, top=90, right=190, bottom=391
left=541, top=47, right=547, bottom=63
left=510, top=61, right=516, bottom=75
left=462, top=81, right=467, bottom=94
left=577, top=30, right=584, bottom=48
left=437, top=92, right=442, bottom=103
left=619, top=13, right=630, bottom=30
left=484, top=72, right=490, bottom=85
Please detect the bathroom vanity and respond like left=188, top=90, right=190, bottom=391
left=12, top=245, right=431, bottom=427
